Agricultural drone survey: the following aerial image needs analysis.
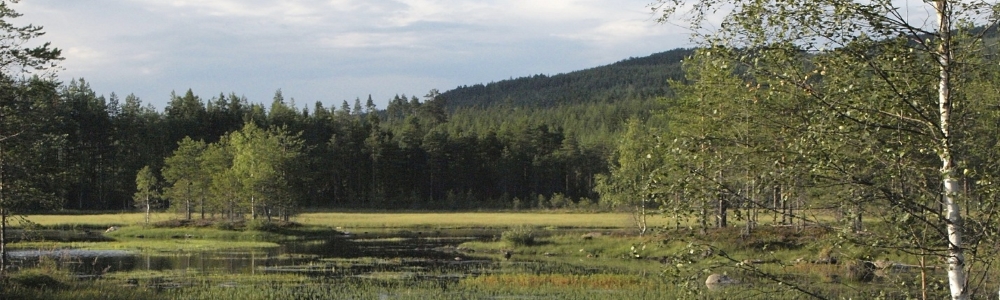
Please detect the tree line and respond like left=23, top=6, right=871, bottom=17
left=9, top=81, right=654, bottom=216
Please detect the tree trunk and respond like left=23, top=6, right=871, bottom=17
left=717, top=193, right=727, bottom=228
left=772, top=185, right=780, bottom=225
left=716, top=170, right=726, bottom=228
left=635, top=199, right=647, bottom=236
left=145, top=195, right=151, bottom=226
left=935, top=1, right=966, bottom=299
left=0, top=143, right=7, bottom=273
left=921, top=250, right=928, bottom=300
left=1, top=207, right=7, bottom=273
left=185, top=184, right=192, bottom=220
left=699, top=205, right=707, bottom=235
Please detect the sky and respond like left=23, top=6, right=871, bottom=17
left=15, top=0, right=693, bottom=110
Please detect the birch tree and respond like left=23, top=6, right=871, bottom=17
left=133, top=165, right=159, bottom=226
left=653, top=0, right=1000, bottom=298
left=596, top=118, right=663, bottom=236
left=228, top=123, right=303, bottom=220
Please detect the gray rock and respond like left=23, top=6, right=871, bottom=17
left=705, top=273, right=738, bottom=290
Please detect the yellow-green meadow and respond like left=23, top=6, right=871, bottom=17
left=24, top=211, right=672, bottom=229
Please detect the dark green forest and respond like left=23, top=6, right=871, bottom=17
left=9, top=48, right=691, bottom=215
left=441, top=48, right=691, bottom=108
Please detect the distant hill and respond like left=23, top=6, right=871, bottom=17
left=441, top=48, right=694, bottom=109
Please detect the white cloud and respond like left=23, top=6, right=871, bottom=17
left=320, top=32, right=426, bottom=49
left=14, top=0, right=692, bottom=108
left=64, top=47, right=108, bottom=65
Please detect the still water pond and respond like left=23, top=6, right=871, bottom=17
left=9, top=231, right=496, bottom=278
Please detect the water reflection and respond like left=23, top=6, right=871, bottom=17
left=10, top=234, right=490, bottom=277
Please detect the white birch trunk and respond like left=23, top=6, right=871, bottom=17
left=936, top=1, right=967, bottom=299
left=145, top=195, right=150, bottom=226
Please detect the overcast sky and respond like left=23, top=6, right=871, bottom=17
left=17, top=0, right=692, bottom=110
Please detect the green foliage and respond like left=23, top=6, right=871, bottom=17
left=228, top=123, right=304, bottom=220
left=0, top=43, right=690, bottom=213
left=133, top=166, right=159, bottom=203
left=649, top=0, right=1000, bottom=298
left=133, top=165, right=160, bottom=225
left=161, top=137, right=207, bottom=220
left=501, top=226, right=537, bottom=246
left=0, top=2, right=65, bottom=271
left=244, top=219, right=279, bottom=232
left=212, top=220, right=236, bottom=231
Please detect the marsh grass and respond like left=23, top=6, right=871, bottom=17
left=10, top=211, right=991, bottom=299
left=24, top=213, right=175, bottom=227
left=461, top=273, right=655, bottom=289
left=293, top=212, right=671, bottom=229
left=24, top=209, right=837, bottom=230
left=8, top=270, right=689, bottom=300
left=1, top=257, right=167, bottom=300
left=105, top=226, right=285, bottom=241
left=458, top=224, right=960, bottom=298
left=500, top=225, right=536, bottom=246
left=11, top=226, right=285, bottom=252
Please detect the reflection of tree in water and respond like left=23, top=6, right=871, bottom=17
left=15, top=234, right=493, bottom=277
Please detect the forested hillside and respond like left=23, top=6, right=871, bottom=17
left=441, top=48, right=692, bottom=108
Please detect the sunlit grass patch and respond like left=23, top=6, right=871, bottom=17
left=10, top=226, right=285, bottom=252
left=105, top=226, right=285, bottom=241
left=461, top=273, right=655, bottom=289
left=23, top=213, right=176, bottom=228
left=10, top=239, right=279, bottom=252
left=293, top=212, right=670, bottom=229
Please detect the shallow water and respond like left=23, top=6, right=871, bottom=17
left=8, top=232, right=494, bottom=277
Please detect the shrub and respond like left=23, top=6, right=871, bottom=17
left=844, top=260, right=876, bottom=282
left=213, top=220, right=237, bottom=231
left=535, top=194, right=548, bottom=209
left=502, top=226, right=536, bottom=246
left=245, top=219, right=279, bottom=232
left=549, top=193, right=568, bottom=209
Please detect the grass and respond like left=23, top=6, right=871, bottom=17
left=104, top=226, right=285, bottom=241
left=1, top=266, right=688, bottom=300
left=23, top=209, right=826, bottom=230
left=23, top=212, right=176, bottom=227
left=293, top=211, right=676, bottom=229
left=457, top=224, right=959, bottom=298
left=461, top=273, right=656, bottom=289
left=11, top=239, right=280, bottom=252
left=10, top=219, right=289, bottom=252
